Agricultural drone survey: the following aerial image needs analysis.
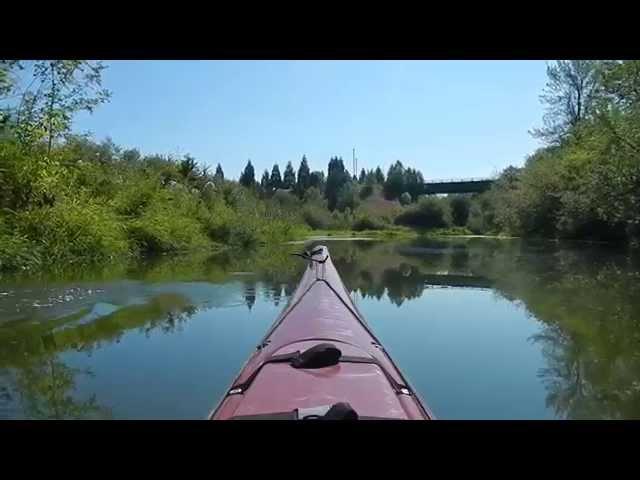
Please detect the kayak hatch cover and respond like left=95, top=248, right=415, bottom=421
left=209, top=245, right=433, bottom=420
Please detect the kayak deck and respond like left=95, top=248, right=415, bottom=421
left=210, top=245, right=432, bottom=420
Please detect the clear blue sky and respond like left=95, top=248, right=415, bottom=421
left=75, top=60, right=549, bottom=180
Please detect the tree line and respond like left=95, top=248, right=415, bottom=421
left=233, top=155, right=426, bottom=210
left=0, top=61, right=310, bottom=273
left=2, top=59, right=638, bottom=276
left=187, top=59, right=640, bottom=243
left=468, top=60, right=640, bottom=242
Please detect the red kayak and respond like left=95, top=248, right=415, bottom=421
left=209, top=245, right=433, bottom=420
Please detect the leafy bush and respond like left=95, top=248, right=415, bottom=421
left=203, top=192, right=302, bottom=248
left=14, top=197, right=129, bottom=265
left=352, top=214, right=386, bottom=231
left=395, top=197, right=450, bottom=229
left=227, top=220, right=261, bottom=248
left=336, top=182, right=359, bottom=212
left=113, top=174, right=161, bottom=218
left=467, top=202, right=485, bottom=234
left=0, top=231, right=41, bottom=272
left=302, top=187, right=325, bottom=206
left=125, top=189, right=210, bottom=253
left=467, top=193, right=496, bottom=234
left=399, top=192, right=412, bottom=206
left=127, top=213, right=209, bottom=253
left=359, top=184, right=373, bottom=200
left=329, top=209, right=355, bottom=230
left=0, top=140, right=71, bottom=210
left=272, top=189, right=299, bottom=210
left=449, top=195, right=471, bottom=226
left=302, top=206, right=331, bottom=230
left=218, top=182, right=248, bottom=209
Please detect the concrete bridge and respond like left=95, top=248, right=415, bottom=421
left=423, top=177, right=494, bottom=195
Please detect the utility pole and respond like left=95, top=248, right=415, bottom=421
left=353, top=147, right=357, bottom=180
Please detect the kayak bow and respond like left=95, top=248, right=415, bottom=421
left=209, top=245, right=433, bottom=420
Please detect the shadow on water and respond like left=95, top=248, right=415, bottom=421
left=1, top=238, right=639, bottom=418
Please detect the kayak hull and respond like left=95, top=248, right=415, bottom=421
left=210, top=245, right=432, bottom=420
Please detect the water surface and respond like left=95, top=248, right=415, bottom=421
left=1, top=238, right=639, bottom=419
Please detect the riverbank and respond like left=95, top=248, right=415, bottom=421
left=302, top=226, right=514, bottom=241
left=0, top=224, right=501, bottom=278
left=6, top=219, right=635, bottom=279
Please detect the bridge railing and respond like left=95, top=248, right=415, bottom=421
left=424, top=177, right=494, bottom=184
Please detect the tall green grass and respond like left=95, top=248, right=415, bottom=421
left=13, top=196, right=129, bottom=265
left=0, top=139, right=308, bottom=273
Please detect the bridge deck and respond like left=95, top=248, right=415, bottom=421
left=423, top=178, right=494, bottom=195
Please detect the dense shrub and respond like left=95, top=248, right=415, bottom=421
left=0, top=140, right=71, bottom=210
left=113, top=174, right=161, bottom=218
left=14, top=197, right=129, bottom=265
left=127, top=210, right=209, bottom=253
left=352, top=214, right=386, bottom=231
left=301, top=186, right=332, bottom=229
left=399, top=192, right=412, bottom=206
left=466, top=61, right=640, bottom=242
left=226, top=220, right=261, bottom=248
left=449, top=195, right=471, bottom=226
left=336, top=182, right=359, bottom=212
left=359, top=184, right=373, bottom=200
left=303, top=186, right=325, bottom=205
left=0, top=231, right=41, bottom=272
left=467, top=193, right=496, bottom=234
left=395, top=197, right=450, bottom=229
left=272, top=189, right=299, bottom=209
left=329, top=209, right=355, bottom=230
left=302, top=206, right=331, bottom=230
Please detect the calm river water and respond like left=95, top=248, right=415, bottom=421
left=1, top=237, right=639, bottom=419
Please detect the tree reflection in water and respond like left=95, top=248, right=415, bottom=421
left=243, top=280, right=257, bottom=311
left=2, top=292, right=201, bottom=419
left=531, top=324, right=591, bottom=419
left=2, top=239, right=639, bottom=419
left=523, top=264, right=640, bottom=419
left=312, top=239, right=640, bottom=419
left=15, top=355, right=112, bottom=420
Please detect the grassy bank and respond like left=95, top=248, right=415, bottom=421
left=0, top=144, right=489, bottom=276
left=306, top=226, right=417, bottom=239
left=2, top=59, right=640, bottom=276
left=304, top=226, right=496, bottom=240
left=0, top=137, right=310, bottom=275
